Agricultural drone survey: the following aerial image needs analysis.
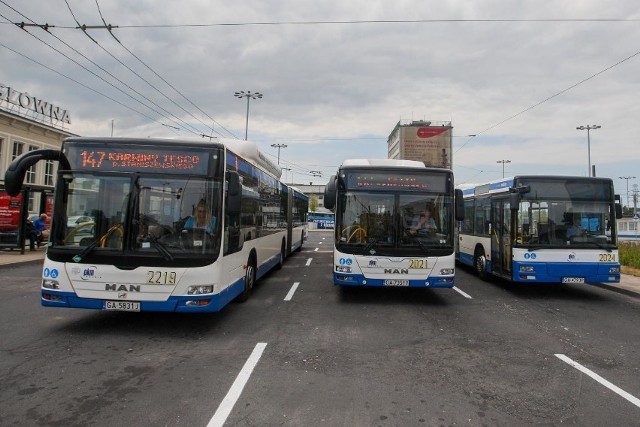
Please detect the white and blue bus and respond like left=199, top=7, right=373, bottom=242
left=456, top=175, right=622, bottom=284
left=324, top=159, right=464, bottom=288
left=4, top=137, right=307, bottom=312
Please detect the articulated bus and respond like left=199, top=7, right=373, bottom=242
left=324, top=159, right=464, bottom=288
left=4, top=137, right=308, bottom=312
left=456, top=175, right=622, bottom=284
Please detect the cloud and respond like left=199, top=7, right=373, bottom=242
left=1, top=0, right=639, bottom=191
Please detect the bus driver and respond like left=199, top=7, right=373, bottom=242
left=183, top=199, right=217, bottom=234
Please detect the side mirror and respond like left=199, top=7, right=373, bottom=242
left=455, top=189, right=465, bottom=221
left=226, top=171, right=241, bottom=214
left=323, top=175, right=337, bottom=210
left=615, top=203, right=623, bottom=219
left=509, top=192, right=521, bottom=210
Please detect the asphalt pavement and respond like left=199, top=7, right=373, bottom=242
left=1, top=243, right=639, bottom=297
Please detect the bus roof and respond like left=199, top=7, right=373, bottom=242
left=340, top=159, right=427, bottom=169
left=458, top=175, right=614, bottom=198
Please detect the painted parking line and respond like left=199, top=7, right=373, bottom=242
left=453, top=286, right=473, bottom=299
left=208, top=343, right=268, bottom=427
left=305, top=258, right=312, bottom=266
left=555, top=354, right=640, bottom=408
left=284, top=282, right=300, bottom=301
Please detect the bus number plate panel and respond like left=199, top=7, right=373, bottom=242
left=409, top=259, right=428, bottom=269
left=105, top=301, right=141, bottom=311
left=562, top=277, right=585, bottom=284
left=384, top=279, right=409, bottom=287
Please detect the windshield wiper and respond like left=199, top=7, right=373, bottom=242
left=72, top=225, right=122, bottom=263
left=362, top=238, right=379, bottom=254
left=73, top=237, right=102, bottom=263
left=403, top=228, right=429, bottom=254
left=147, top=234, right=175, bottom=261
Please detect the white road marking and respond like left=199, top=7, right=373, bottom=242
left=284, top=281, right=301, bottom=301
left=314, top=247, right=319, bottom=252
left=554, top=354, right=640, bottom=408
left=208, top=343, right=268, bottom=427
left=453, top=286, right=473, bottom=299
left=305, top=258, right=312, bottom=266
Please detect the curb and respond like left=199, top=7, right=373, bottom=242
left=592, top=282, right=640, bottom=299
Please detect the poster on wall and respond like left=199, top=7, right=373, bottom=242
left=0, top=191, right=22, bottom=231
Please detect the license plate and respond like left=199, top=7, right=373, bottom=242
left=562, top=277, right=585, bottom=284
left=105, top=301, right=140, bottom=311
left=383, top=279, right=409, bottom=287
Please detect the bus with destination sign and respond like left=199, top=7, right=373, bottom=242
left=456, top=175, right=622, bottom=284
left=324, top=159, right=464, bottom=288
left=4, top=137, right=308, bottom=312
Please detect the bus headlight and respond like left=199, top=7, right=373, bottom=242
left=42, top=279, right=59, bottom=290
left=440, top=268, right=454, bottom=275
left=335, top=265, right=352, bottom=273
left=187, top=285, right=214, bottom=295
left=519, top=266, right=535, bottom=273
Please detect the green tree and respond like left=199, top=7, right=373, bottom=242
left=309, top=194, right=319, bottom=212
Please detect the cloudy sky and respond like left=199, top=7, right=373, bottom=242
left=1, top=1, right=639, bottom=205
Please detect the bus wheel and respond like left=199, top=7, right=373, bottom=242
left=276, top=240, right=285, bottom=270
left=474, top=250, right=488, bottom=281
left=237, top=261, right=256, bottom=302
left=295, top=231, right=304, bottom=252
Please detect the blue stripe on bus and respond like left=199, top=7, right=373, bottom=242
left=332, top=273, right=454, bottom=288
left=511, top=261, right=620, bottom=284
left=41, top=278, right=247, bottom=313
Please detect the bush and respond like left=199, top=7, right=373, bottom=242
left=619, top=242, right=640, bottom=269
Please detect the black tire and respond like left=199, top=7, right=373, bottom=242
left=236, top=261, right=256, bottom=302
left=276, top=240, right=285, bottom=270
left=295, top=231, right=304, bottom=252
left=474, top=249, right=488, bottom=281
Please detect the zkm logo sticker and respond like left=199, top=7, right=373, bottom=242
left=568, top=252, right=577, bottom=261
left=523, top=253, right=537, bottom=260
left=81, top=266, right=99, bottom=280
left=369, top=260, right=377, bottom=267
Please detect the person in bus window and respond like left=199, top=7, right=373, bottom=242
left=410, top=206, right=437, bottom=235
left=566, top=216, right=585, bottom=239
left=183, top=199, right=217, bottom=234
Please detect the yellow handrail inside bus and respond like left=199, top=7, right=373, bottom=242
left=342, top=225, right=367, bottom=243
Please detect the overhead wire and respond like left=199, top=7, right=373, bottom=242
left=92, top=1, right=238, bottom=139
left=3, top=17, right=637, bottom=30
left=61, top=0, right=204, bottom=136
left=454, top=47, right=640, bottom=155
left=90, top=0, right=237, bottom=139
left=0, top=41, right=163, bottom=125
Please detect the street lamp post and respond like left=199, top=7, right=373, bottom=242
left=282, top=167, right=292, bottom=183
left=271, top=143, right=287, bottom=164
left=234, top=91, right=263, bottom=140
left=619, top=176, right=636, bottom=210
left=576, top=125, right=601, bottom=177
left=496, top=159, right=511, bottom=178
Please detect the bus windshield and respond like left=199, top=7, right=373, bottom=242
left=516, top=177, right=615, bottom=248
left=54, top=172, right=222, bottom=263
left=336, top=191, right=454, bottom=256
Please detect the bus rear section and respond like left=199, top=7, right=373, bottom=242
left=324, top=159, right=464, bottom=288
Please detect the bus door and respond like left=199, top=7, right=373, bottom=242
left=491, top=198, right=512, bottom=277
